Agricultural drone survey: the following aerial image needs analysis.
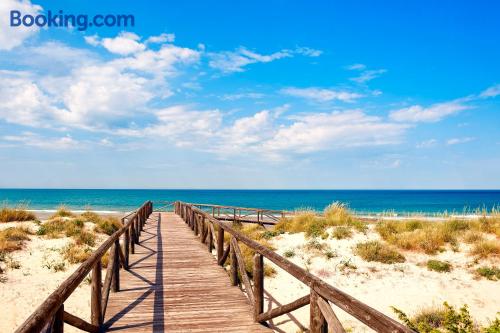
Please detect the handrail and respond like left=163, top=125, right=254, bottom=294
left=175, top=201, right=412, bottom=333
left=15, top=201, right=154, bottom=333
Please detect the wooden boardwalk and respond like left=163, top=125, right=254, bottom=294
left=104, top=212, right=271, bottom=332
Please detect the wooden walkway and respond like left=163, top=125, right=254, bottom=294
left=104, top=212, right=271, bottom=332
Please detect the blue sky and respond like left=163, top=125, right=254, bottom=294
left=0, top=0, right=499, bottom=189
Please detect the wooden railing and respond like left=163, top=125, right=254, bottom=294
left=175, top=201, right=413, bottom=333
left=188, top=202, right=290, bottom=225
left=15, top=201, right=154, bottom=333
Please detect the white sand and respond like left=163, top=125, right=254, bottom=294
left=263, top=226, right=500, bottom=332
left=0, top=221, right=107, bottom=333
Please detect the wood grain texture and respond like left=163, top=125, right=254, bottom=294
left=104, top=212, right=270, bottom=332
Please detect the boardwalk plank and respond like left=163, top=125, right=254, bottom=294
left=105, top=212, right=271, bottom=332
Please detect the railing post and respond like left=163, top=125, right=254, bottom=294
left=230, top=239, right=238, bottom=286
left=124, top=225, right=130, bottom=267
left=130, top=223, right=135, bottom=254
left=91, top=260, right=103, bottom=327
left=253, top=253, right=264, bottom=321
left=194, top=213, right=199, bottom=236
left=207, top=226, right=213, bottom=253
left=53, top=304, right=64, bottom=333
left=310, top=287, right=326, bottom=333
left=217, top=227, right=224, bottom=262
left=112, top=241, right=120, bottom=292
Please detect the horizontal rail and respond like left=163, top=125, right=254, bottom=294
left=176, top=201, right=412, bottom=333
left=15, top=201, right=153, bottom=333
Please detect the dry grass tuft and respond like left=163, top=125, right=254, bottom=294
left=95, top=217, right=122, bottom=235
left=61, top=242, right=93, bottom=264
left=0, top=207, right=36, bottom=222
left=470, top=240, right=500, bottom=259
left=51, top=206, right=75, bottom=218
left=332, top=226, right=353, bottom=240
left=0, top=227, right=32, bottom=253
left=355, top=240, right=405, bottom=264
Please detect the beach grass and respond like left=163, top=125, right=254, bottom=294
left=61, top=242, right=93, bottom=264
left=50, top=206, right=75, bottom=218
left=355, top=240, right=405, bottom=264
left=470, top=240, right=500, bottom=259
left=0, top=207, right=36, bottom=223
left=0, top=227, right=33, bottom=254
left=475, top=266, right=500, bottom=281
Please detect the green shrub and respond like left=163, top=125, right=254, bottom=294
left=427, top=260, right=452, bottom=273
left=283, top=249, right=295, bottom=258
left=95, top=217, right=122, bottom=235
left=476, top=266, right=500, bottom=281
left=355, top=241, right=405, bottom=264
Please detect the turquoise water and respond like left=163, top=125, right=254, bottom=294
left=0, top=189, right=499, bottom=215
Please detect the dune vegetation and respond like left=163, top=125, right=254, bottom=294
left=0, top=207, right=36, bottom=223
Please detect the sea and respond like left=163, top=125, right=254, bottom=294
left=0, top=189, right=499, bottom=216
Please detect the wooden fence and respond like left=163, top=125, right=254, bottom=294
left=14, top=201, right=153, bottom=333
left=188, top=202, right=290, bottom=225
left=175, top=201, right=413, bottom=333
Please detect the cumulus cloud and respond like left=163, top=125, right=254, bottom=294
left=208, top=46, right=321, bottom=73
left=0, top=0, right=42, bottom=50
left=85, top=32, right=146, bottom=55
left=262, top=110, right=408, bottom=153
left=389, top=101, right=469, bottom=123
left=281, top=87, right=363, bottom=102
left=346, top=63, right=366, bottom=71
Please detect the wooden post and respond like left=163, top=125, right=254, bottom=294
left=194, top=213, right=199, bottom=236
left=91, top=261, right=102, bottom=327
left=207, top=227, right=213, bottom=253
left=112, top=241, right=120, bottom=292
left=230, top=240, right=238, bottom=286
left=53, top=304, right=64, bottom=333
left=310, top=288, right=326, bottom=333
left=124, top=228, right=130, bottom=267
left=217, top=227, right=224, bottom=262
left=233, top=208, right=237, bottom=223
left=253, top=254, right=264, bottom=321
left=130, top=224, right=135, bottom=254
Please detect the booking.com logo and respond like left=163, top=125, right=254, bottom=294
left=10, top=10, right=135, bottom=31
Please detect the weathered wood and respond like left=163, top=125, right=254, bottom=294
left=256, top=294, right=310, bottom=322
left=14, top=201, right=151, bottom=333
left=112, top=240, right=120, bottom=292
left=184, top=204, right=412, bottom=333
left=231, top=237, right=255, bottom=305
left=317, top=297, right=346, bottom=333
left=64, top=311, right=99, bottom=333
left=118, top=241, right=127, bottom=270
left=53, top=304, right=64, bottom=333
left=207, top=226, right=213, bottom=252
left=253, top=253, right=264, bottom=320
left=310, top=288, right=326, bottom=333
left=217, top=226, right=224, bottom=262
left=90, top=261, right=102, bottom=327
left=104, top=212, right=270, bottom=332
left=101, top=247, right=114, bottom=319
left=218, top=243, right=231, bottom=266
left=130, top=221, right=135, bottom=254
left=230, top=241, right=238, bottom=286
left=124, top=227, right=130, bottom=267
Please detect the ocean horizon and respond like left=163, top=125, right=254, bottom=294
left=1, top=189, right=499, bottom=216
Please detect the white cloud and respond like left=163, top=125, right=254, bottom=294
left=2, top=132, right=80, bottom=150
left=346, top=64, right=366, bottom=71
left=480, top=84, right=500, bottom=98
left=281, top=87, right=363, bottom=102
left=0, top=71, right=62, bottom=126
left=416, top=139, right=437, bottom=148
left=350, top=69, right=386, bottom=83
left=263, top=110, right=408, bottom=153
left=389, top=101, right=469, bottom=123
left=446, top=137, right=475, bottom=145
left=86, top=32, right=146, bottom=55
left=208, top=46, right=321, bottom=73
left=220, top=92, right=265, bottom=101
left=0, top=0, right=42, bottom=50
left=146, top=33, right=175, bottom=44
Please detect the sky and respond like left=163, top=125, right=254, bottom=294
left=0, top=0, right=499, bottom=189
